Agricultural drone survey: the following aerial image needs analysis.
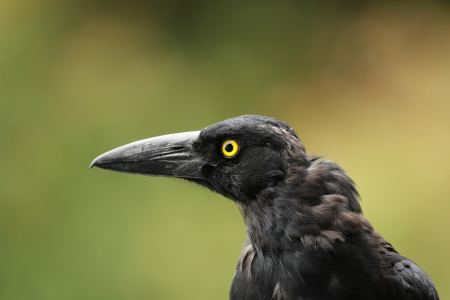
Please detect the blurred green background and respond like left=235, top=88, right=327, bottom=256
left=1, top=1, right=449, bottom=299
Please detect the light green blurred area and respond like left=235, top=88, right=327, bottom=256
left=1, top=1, right=449, bottom=299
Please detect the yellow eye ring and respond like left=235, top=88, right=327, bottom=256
left=222, top=140, right=239, bottom=158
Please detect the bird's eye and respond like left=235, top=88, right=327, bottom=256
left=222, top=140, right=239, bottom=158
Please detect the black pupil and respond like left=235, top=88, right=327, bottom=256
left=225, top=143, right=234, bottom=153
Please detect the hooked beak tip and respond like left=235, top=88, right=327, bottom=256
left=89, top=157, right=100, bottom=169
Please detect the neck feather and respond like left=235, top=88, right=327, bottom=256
left=238, top=157, right=362, bottom=254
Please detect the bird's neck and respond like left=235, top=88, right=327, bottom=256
left=238, top=188, right=315, bottom=254
left=237, top=159, right=361, bottom=255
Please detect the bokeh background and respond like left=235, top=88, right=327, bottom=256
left=1, top=1, right=449, bottom=299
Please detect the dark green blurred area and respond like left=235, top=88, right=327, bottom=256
left=1, top=1, right=449, bottom=299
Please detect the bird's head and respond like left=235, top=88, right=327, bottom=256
left=90, top=115, right=310, bottom=203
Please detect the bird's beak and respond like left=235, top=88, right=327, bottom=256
left=90, top=131, right=205, bottom=179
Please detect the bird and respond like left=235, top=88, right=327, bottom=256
left=90, top=115, right=439, bottom=300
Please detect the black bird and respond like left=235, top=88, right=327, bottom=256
left=90, top=115, right=438, bottom=300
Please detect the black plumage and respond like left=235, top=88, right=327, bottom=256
left=90, top=115, right=439, bottom=300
